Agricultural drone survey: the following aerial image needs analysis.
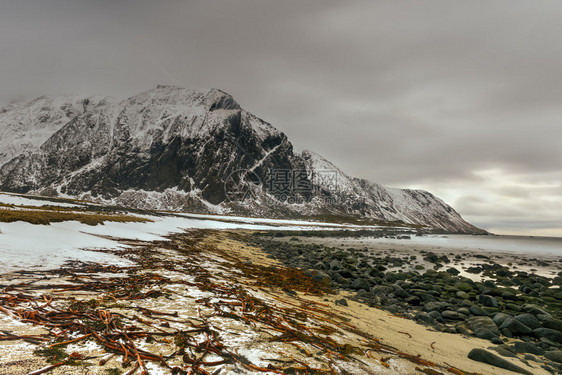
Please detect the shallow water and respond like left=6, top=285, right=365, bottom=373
left=371, top=234, right=562, bottom=257
left=293, top=233, right=562, bottom=281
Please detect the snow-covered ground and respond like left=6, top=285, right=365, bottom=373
left=174, top=211, right=387, bottom=228
left=0, top=192, right=82, bottom=208
left=0, top=221, right=132, bottom=273
left=0, top=216, right=314, bottom=273
left=0, top=193, right=387, bottom=273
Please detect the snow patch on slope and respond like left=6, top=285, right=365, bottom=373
left=0, top=192, right=81, bottom=208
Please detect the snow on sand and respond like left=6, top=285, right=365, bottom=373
left=0, top=197, right=373, bottom=273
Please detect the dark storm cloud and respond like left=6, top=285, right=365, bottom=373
left=1, top=0, right=561, bottom=235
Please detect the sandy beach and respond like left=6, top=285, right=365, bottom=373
left=0, top=230, right=559, bottom=374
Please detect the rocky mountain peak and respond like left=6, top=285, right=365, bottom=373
left=205, top=88, right=241, bottom=111
left=0, top=86, right=484, bottom=233
left=126, top=86, right=240, bottom=111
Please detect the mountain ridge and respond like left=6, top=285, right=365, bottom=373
left=0, top=85, right=485, bottom=233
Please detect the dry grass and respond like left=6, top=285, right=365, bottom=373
left=0, top=208, right=151, bottom=226
left=0, top=202, right=78, bottom=211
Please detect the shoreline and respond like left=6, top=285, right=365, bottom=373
left=287, top=234, right=562, bottom=280
left=0, top=229, right=559, bottom=374
left=253, top=231, right=562, bottom=373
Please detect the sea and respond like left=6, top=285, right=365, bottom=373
left=371, top=234, right=562, bottom=257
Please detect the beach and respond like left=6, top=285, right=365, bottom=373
left=1, top=229, right=561, bottom=374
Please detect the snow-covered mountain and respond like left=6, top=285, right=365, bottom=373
left=0, top=85, right=483, bottom=233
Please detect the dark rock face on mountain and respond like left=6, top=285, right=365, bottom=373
left=0, top=85, right=484, bottom=233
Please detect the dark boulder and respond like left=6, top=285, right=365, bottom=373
left=469, top=305, right=489, bottom=316
left=467, top=316, right=500, bottom=336
left=490, top=346, right=517, bottom=358
left=329, top=260, right=341, bottom=270
left=467, top=348, right=533, bottom=374
left=515, top=313, right=543, bottom=330
left=414, top=311, right=434, bottom=325
left=456, top=291, right=470, bottom=300
left=543, top=318, right=562, bottom=332
left=474, top=328, right=499, bottom=341
left=545, top=350, right=562, bottom=363
left=493, top=313, right=511, bottom=327
left=455, top=282, right=473, bottom=292
left=442, top=310, right=466, bottom=321
left=513, top=341, right=545, bottom=355
left=446, top=267, right=460, bottom=276
left=428, top=311, right=442, bottom=322
left=499, top=318, right=533, bottom=335
left=478, top=295, right=499, bottom=307
left=391, top=284, right=409, bottom=298
left=523, top=304, right=551, bottom=317
left=424, top=301, right=451, bottom=312
left=350, top=277, right=371, bottom=291
left=534, top=328, right=562, bottom=344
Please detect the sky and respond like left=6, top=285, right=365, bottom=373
left=1, top=0, right=561, bottom=236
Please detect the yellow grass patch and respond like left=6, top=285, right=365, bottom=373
left=0, top=208, right=151, bottom=226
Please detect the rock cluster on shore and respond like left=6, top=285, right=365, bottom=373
left=253, top=234, right=562, bottom=374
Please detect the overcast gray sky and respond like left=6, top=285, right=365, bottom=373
left=1, top=0, right=561, bottom=236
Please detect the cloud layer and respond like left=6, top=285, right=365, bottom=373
left=1, top=1, right=561, bottom=235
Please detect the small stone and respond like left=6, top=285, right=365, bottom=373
left=335, top=298, right=348, bottom=307
left=283, top=288, right=297, bottom=296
